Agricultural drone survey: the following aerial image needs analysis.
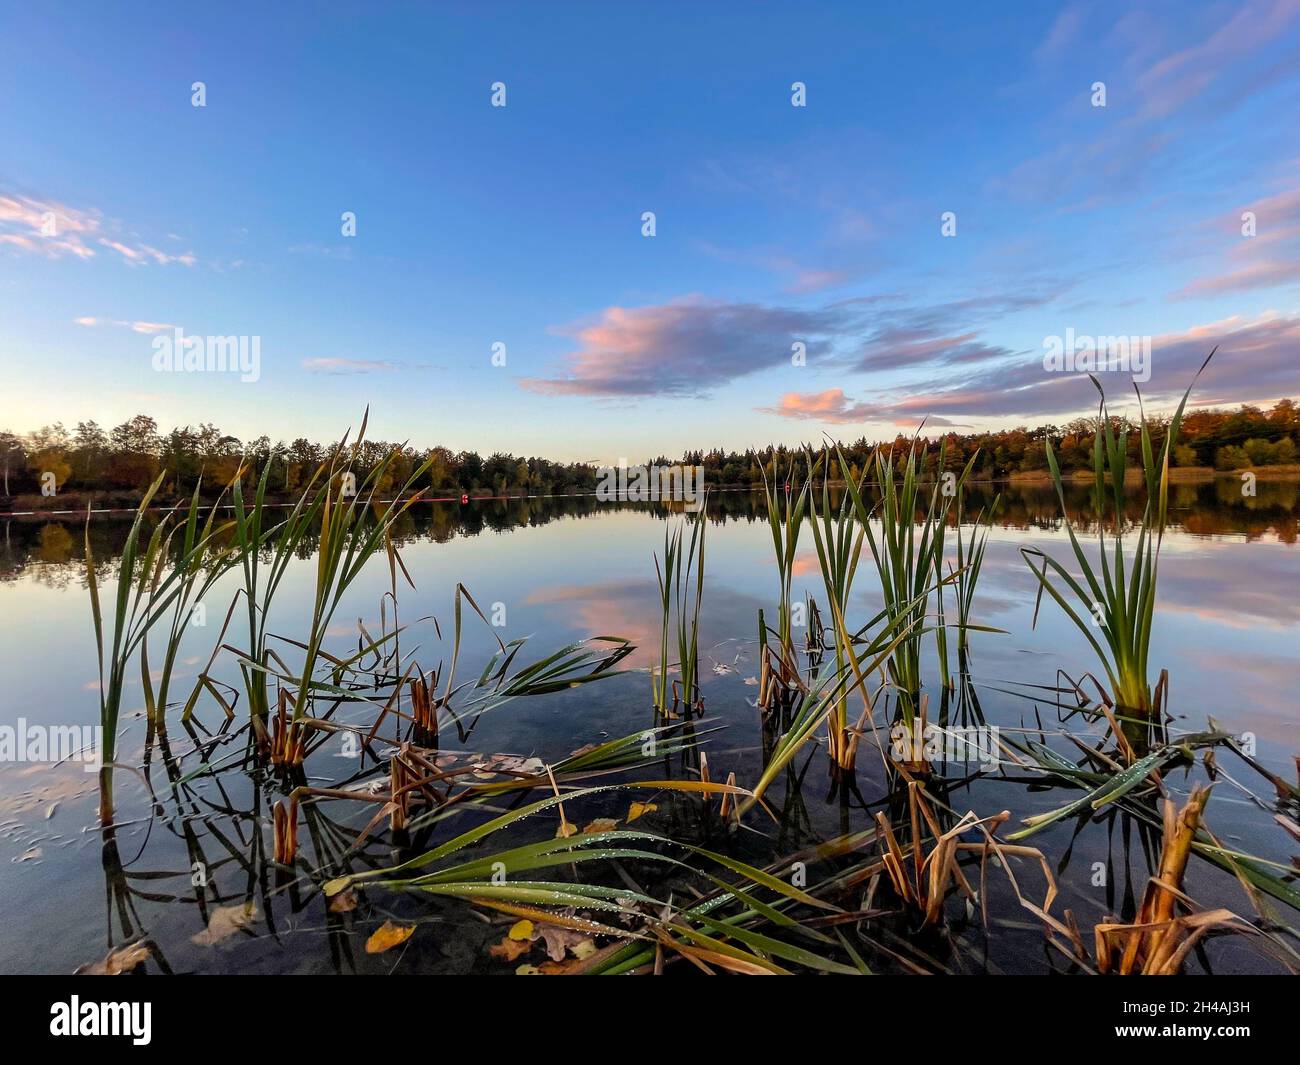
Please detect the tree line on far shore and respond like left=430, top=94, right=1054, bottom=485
left=2, top=397, right=1297, bottom=502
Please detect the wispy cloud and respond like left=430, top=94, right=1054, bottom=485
left=97, top=238, right=195, bottom=266
left=0, top=191, right=196, bottom=266
left=1136, top=0, right=1300, bottom=119
left=996, top=0, right=1300, bottom=208
left=1033, top=4, right=1086, bottom=63
left=768, top=312, right=1300, bottom=426
left=301, top=357, right=398, bottom=374
left=288, top=242, right=354, bottom=260
left=0, top=193, right=98, bottom=260
left=694, top=241, right=863, bottom=294
left=849, top=292, right=1061, bottom=372
left=1172, top=259, right=1300, bottom=298
left=74, top=316, right=176, bottom=334
left=1171, top=184, right=1300, bottom=298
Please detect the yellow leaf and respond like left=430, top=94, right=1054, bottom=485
left=508, top=919, right=535, bottom=941
left=555, top=819, right=578, bottom=838
left=364, top=920, right=415, bottom=954
left=627, top=802, right=657, bottom=823
left=581, top=817, right=619, bottom=834
left=490, top=936, right=533, bottom=962
left=515, top=963, right=542, bottom=975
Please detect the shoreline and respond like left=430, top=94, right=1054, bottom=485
left=4, top=466, right=1300, bottom=518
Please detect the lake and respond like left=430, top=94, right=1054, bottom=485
left=0, top=480, right=1297, bottom=974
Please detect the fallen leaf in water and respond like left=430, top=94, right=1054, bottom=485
left=75, top=941, right=151, bottom=975
left=581, top=817, right=619, bottom=834
left=555, top=819, right=578, bottom=838
left=365, top=920, right=415, bottom=954
left=191, top=903, right=258, bottom=946
left=500, top=755, right=546, bottom=775
left=743, top=676, right=759, bottom=686
left=568, top=743, right=599, bottom=758
left=712, top=662, right=734, bottom=676
left=490, top=936, right=534, bottom=962
left=517, top=959, right=581, bottom=975
left=508, top=919, right=534, bottom=941
left=537, top=957, right=586, bottom=974
left=14, top=846, right=42, bottom=863
left=539, top=924, right=592, bottom=962
left=328, top=890, right=358, bottom=914
left=627, top=802, right=657, bottom=823
left=472, top=754, right=546, bottom=776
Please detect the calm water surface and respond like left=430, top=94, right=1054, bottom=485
left=0, top=482, right=1296, bottom=974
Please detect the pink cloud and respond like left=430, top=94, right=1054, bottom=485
left=766, top=312, right=1300, bottom=424
left=0, top=194, right=99, bottom=260
left=766, top=389, right=872, bottom=423
left=1171, top=260, right=1300, bottom=298
left=521, top=289, right=1059, bottom=401
left=1137, top=0, right=1300, bottom=119
left=74, top=316, right=175, bottom=334
left=520, top=296, right=841, bottom=398
left=1171, top=185, right=1300, bottom=298
left=788, top=268, right=855, bottom=294
left=0, top=191, right=196, bottom=266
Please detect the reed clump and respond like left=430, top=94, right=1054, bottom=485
left=1021, top=353, right=1214, bottom=736
left=1093, top=785, right=1257, bottom=974
left=652, top=512, right=706, bottom=719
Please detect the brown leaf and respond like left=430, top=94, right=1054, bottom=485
left=328, top=890, right=358, bottom=914
left=581, top=817, right=619, bottom=835
left=537, top=957, right=585, bottom=974
left=191, top=903, right=258, bottom=946
left=490, top=936, right=534, bottom=962
left=365, top=920, right=415, bottom=954
left=515, top=959, right=582, bottom=975
left=538, top=924, right=593, bottom=962
left=75, top=942, right=151, bottom=975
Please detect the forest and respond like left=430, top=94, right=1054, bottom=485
left=2, top=397, right=1297, bottom=503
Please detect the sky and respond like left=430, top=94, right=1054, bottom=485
left=1, top=0, right=1298, bottom=464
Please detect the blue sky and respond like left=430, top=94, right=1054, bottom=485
left=2, top=1, right=1298, bottom=462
